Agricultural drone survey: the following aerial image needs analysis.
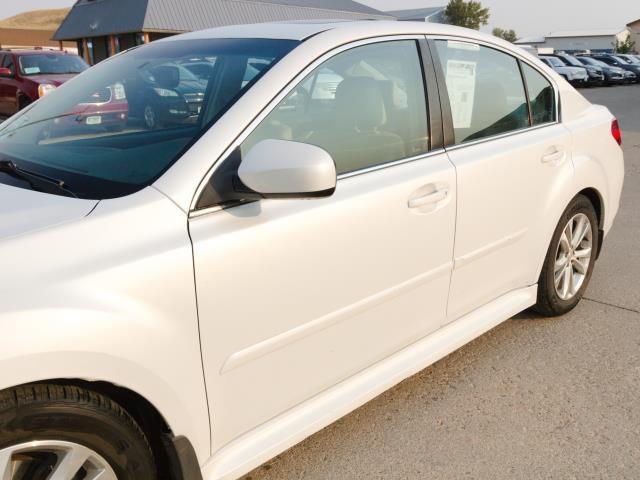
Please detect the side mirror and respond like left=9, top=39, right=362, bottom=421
left=238, top=139, right=336, bottom=199
left=0, top=67, right=12, bottom=77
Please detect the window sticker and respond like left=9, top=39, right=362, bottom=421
left=447, top=41, right=480, bottom=52
left=24, top=67, right=41, bottom=74
left=445, top=60, right=477, bottom=129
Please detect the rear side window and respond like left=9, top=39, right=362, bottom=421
left=240, top=40, right=430, bottom=175
left=434, top=40, right=529, bottom=145
left=522, top=63, right=555, bottom=126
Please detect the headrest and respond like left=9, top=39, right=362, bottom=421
left=335, top=77, right=387, bottom=131
left=153, top=65, right=180, bottom=89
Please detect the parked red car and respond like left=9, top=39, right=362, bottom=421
left=0, top=49, right=89, bottom=114
left=0, top=49, right=129, bottom=135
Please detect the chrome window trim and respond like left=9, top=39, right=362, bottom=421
left=426, top=35, right=561, bottom=148
left=444, top=122, right=558, bottom=152
left=189, top=34, right=433, bottom=214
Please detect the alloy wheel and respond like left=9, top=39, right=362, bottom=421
left=144, top=106, right=157, bottom=130
left=553, top=213, right=593, bottom=300
left=0, top=440, right=117, bottom=480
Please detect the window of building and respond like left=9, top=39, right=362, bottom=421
left=434, top=40, right=529, bottom=144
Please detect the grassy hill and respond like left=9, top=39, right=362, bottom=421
left=0, top=8, right=70, bottom=30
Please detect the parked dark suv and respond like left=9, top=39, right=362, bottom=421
left=0, top=49, right=89, bottom=116
left=590, top=54, right=640, bottom=83
left=549, top=53, right=605, bottom=86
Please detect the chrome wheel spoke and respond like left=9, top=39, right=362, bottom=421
left=572, top=258, right=587, bottom=275
left=574, top=247, right=592, bottom=259
left=554, top=255, right=568, bottom=274
left=50, top=445, right=91, bottom=480
left=559, top=231, right=571, bottom=254
left=90, top=468, right=119, bottom=480
left=0, top=441, right=117, bottom=480
left=572, top=215, right=588, bottom=248
left=0, top=450, right=12, bottom=480
left=554, top=213, right=593, bottom=301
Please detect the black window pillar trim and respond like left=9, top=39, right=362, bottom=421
left=517, top=59, right=534, bottom=127
left=417, top=38, right=443, bottom=151
left=425, top=38, right=455, bottom=148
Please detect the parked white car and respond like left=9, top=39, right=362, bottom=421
left=0, top=20, right=624, bottom=480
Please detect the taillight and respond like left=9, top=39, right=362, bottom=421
left=611, top=119, right=622, bottom=146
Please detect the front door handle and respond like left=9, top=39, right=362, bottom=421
left=408, top=189, right=449, bottom=209
left=541, top=146, right=566, bottom=165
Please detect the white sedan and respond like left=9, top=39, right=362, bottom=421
left=0, top=20, right=624, bottom=480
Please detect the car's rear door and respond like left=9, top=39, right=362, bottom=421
left=189, top=37, right=457, bottom=451
left=429, top=38, right=573, bottom=321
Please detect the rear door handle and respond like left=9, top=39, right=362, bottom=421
left=408, top=189, right=449, bottom=209
left=541, top=147, right=566, bottom=165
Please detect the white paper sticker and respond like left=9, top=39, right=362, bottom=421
left=445, top=60, right=477, bottom=129
left=447, top=41, right=480, bottom=52
left=24, top=67, right=41, bottom=74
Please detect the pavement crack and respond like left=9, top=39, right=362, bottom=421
left=583, top=297, right=640, bottom=314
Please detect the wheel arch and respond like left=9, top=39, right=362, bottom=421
left=2, top=377, right=203, bottom=480
left=578, top=187, right=605, bottom=258
left=533, top=185, right=606, bottom=283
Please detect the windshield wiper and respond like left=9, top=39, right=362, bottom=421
left=0, top=159, right=77, bottom=198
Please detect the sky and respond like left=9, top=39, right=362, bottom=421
left=3, top=0, right=637, bottom=38
left=361, top=0, right=636, bottom=37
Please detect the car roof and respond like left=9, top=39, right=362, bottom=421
left=165, top=20, right=501, bottom=44
left=0, top=49, right=71, bottom=56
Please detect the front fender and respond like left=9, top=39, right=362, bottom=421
left=0, top=187, right=210, bottom=464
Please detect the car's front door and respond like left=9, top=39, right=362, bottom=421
left=430, top=39, right=573, bottom=320
left=189, top=38, right=457, bottom=451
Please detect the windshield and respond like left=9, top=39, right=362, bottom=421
left=19, top=54, right=88, bottom=76
left=579, top=57, right=607, bottom=68
left=562, top=55, right=584, bottom=67
left=622, top=55, right=640, bottom=64
left=0, top=38, right=297, bottom=199
left=544, top=57, right=564, bottom=67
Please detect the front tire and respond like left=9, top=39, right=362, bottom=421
left=534, top=194, right=599, bottom=317
left=0, top=384, right=156, bottom=480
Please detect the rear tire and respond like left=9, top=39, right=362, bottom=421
left=0, top=384, right=156, bottom=479
left=534, top=194, right=599, bottom=317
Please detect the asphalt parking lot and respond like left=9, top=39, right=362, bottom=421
left=242, top=84, right=640, bottom=479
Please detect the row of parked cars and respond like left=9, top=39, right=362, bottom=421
left=537, top=51, right=640, bottom=87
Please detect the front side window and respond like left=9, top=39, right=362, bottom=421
left=2, top=54, right=15, bottom=75
left=240, top=40, right=430, bottom=176
left=0, top=38, right=297, bottom=199
left=522, top=63, right=555, bottom=126
left=434, top=40, right=529, bottom=144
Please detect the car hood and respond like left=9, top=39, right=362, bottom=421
left=28, top=73, right=78, bottom=87
left=0, top=183, right=98, bottom=241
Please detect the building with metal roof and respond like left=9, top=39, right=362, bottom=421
left=514, top=28, right=630, bottom=54
left=387, top=7, right=447, bottom=23
left=53, top=0, right=393, bottom=64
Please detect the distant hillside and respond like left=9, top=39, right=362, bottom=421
left=0, top=8, right=70, bottom=31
